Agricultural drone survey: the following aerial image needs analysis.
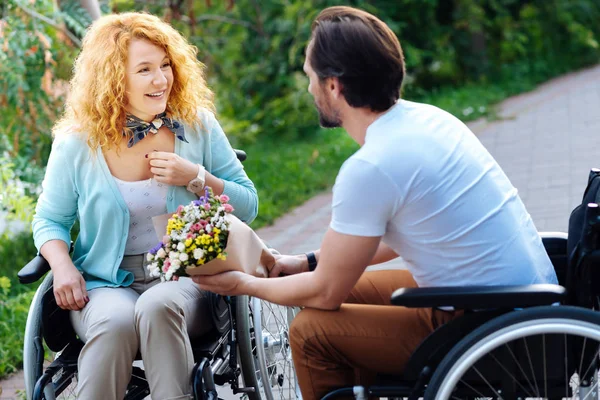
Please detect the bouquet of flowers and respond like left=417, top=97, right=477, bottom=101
left=147, top=187, right=235, bottom=281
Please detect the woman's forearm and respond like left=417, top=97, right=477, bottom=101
left=204, top=172, right=225, bottom=195
left=40, top=240, right=76, bottom=272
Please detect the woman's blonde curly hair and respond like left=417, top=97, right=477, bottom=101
left=53, top=12, right=214, bottom=151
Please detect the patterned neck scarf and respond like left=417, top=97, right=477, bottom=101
left=124, top=112, right=188, bottom=148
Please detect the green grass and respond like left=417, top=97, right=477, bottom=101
left=245, top=128, right=357, bottom=228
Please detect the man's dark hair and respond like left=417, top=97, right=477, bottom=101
left=309, top=6, right=405, bottom=112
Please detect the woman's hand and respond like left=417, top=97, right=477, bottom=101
left=268, top=254, right=309, bottom=277
left=148, top=151, right=198, bottom=186
left=53, top=262, right=88, bottom=311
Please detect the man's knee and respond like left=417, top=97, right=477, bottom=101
left=289, top=308, right=328, bottom=351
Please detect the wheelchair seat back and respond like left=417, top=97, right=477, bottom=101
left=40, top=283, right=79, bottom=352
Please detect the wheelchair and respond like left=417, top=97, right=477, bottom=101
left=322, top=168, right=600, bottom=400
left=17, top=149, right=302, bottom=400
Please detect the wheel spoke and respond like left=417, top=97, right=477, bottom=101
left=487, top=350, right=534, bottom=397
left=250, top=297, right=300, bottom=400
left=471, top=365, right=504, bottom=398
left=523, top=336, right=541, bottom=397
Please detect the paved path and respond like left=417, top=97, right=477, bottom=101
left=2, top=64, right=600, bottom=400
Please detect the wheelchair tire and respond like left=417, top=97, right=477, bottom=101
left=425, top=306, right=600, bottom=400
left=236, top=295, right=262, bottom=400
left=23, top=273, right=80, bottom=400
left=23, top=273, right=52, bottom=399
left=237, top=296, right=301, bottom=400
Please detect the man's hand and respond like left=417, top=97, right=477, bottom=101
left=53, top=263, right=88, bottom=311
left=192, top=271, right=255, bottom=296
left=148, top=151, right=198, bottom=186
left=269, top=254, right=309, bottom=277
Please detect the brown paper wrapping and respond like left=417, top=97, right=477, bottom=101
left=152, top=213, right=275, bottom=278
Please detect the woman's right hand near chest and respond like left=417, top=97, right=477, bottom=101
left=41, top=240, right=89, bottom=311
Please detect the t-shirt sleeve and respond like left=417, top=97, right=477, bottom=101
left=330, top=158, right=400, bottom=237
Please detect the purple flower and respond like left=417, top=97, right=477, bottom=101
left=149, top=242, right=163, bottom=255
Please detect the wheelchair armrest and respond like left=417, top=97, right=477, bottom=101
left=391, top=284, right=566, bottom=309
left=234, top=149, right=246, bottom=162
left=18, top=254, right=51, bottom=284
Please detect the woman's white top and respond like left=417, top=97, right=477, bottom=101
left=113, top=177, right=168, bottom=255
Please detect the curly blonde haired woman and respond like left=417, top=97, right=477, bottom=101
left=32, top=12, right=258, bottom=399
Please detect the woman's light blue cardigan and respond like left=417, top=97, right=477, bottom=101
left=32, top=110, right=258, bottom=290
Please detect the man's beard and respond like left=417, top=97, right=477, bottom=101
left=316, top=103, right=341, bottom=128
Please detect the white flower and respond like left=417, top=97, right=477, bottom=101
left=179, top=253, right=189, bottom=262
left=157, top=248, right=166, bottom=258
left=148, top=264, right=161, bottom=278
left=146, top=253, right=154, bottom=262
left=169, top=251, right=179, bottom=260
left=206, top=224, right=212, bottom=233
left=177, top=242, right=186, bottom=252
left=193, top=248, right=205, bottom=259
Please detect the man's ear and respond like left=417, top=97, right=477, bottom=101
left=329, top=77, right=343, bottom=100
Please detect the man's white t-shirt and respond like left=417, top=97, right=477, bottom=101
left=331, top=100, right=557, bottom=287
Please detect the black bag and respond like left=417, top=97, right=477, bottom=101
left=566, top=168, right=600, bottom=307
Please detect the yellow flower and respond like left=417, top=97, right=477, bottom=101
left=185, top=239, right=193, bottom=247
left=217, top=253, right=226, bottom=260
left=213, top=227, right=221, bottom=235
left=208, top=246, right=214, bottom=252
left=197, top=258, right=205, bottom=265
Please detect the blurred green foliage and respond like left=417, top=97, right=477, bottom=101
left=0, top=290, right=34, bottom=377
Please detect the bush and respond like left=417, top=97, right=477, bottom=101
left=0, top=232, right=39, bottom=297
left=0, top=288, right=34, bottom=379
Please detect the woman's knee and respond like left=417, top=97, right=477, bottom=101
left=134, top=287, right=181, bottom=323
left=85, top=312, right=138, bottom=349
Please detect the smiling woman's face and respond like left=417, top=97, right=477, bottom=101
left=125, top=38, right=173, bottom=122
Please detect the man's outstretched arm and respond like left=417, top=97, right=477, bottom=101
left=269, top=241, right=398, bottom=277
left=192, top=228, right=381, bottom=310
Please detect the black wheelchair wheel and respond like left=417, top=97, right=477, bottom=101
left=23, top=273, right=79, bottom=400
left=425, top=306, right=600, bottom=400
